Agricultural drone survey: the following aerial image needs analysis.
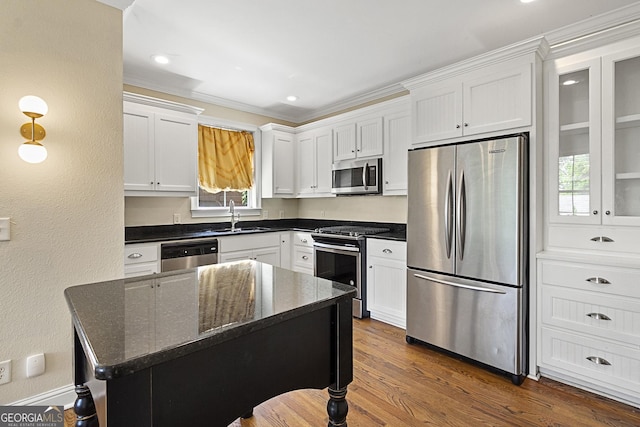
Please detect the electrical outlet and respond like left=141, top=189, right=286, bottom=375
left=0, top=360, right=12, bottom=385
left=263, top=210, right=269, bottom=219
left=173, top=213, right=181, bottom=224
left=279, top=210, right=285, bottom=219
left=0, top=218, right=10, bottom=241
left=320, top=210, right=325, bottom=218
left=26, top=353, right=45, bottom=378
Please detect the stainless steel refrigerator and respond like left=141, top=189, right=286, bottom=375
left=406, top=133, right=528, bottom=384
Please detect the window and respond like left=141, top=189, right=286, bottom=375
left=558, top=153, right=590, bottom=216
left=191, top=118, right=261, bottom=218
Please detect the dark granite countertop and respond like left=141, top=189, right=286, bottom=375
left=65, top=261, right=356, bottom=380
left=125, top=219, right=406, bottom=244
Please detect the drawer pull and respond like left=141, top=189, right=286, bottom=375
left=382, top=248, right=393, bottom=254
left=585, top=277, right=611, bottom=285
left=590, top=236, right=614, bottom=243
left=586, top=312, right=612, bottom=321
left=302, top=255, right=309, bottom=260
left=128, top=253, right=143, bottom=259
left=301, top=239, right=308, bottom=243
left=586, top=356, right=611, bottom=366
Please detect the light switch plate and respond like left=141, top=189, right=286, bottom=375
left=26, top=353, right=45, bottom=378
left=0, top=218, right=10, bottom=241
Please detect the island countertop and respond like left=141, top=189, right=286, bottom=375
left=65, top=260, right=357, bottom=380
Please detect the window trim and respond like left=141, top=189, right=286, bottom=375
left=191, top=116, right=262, bottom=218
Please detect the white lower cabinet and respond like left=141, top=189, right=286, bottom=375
left=124, top=243, right=160, bottom=278
left=218, top=233, right=281, bottom=267
left=538, top=256, right=640, bottom=406
left=124, top=270, right=198, bottom=358
left=291, top=231, right=314, bottom=275
left=366, top=239, right=406, bottom=329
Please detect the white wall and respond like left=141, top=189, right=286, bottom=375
left=0, top=0, right=123, bottom=403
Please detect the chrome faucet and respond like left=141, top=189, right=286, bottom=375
left=229, top=200, right=239, bottom=231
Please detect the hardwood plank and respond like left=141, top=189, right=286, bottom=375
left=65, top=318, right=640, bottom=426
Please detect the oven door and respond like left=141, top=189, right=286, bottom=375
left=313, top=241, right=363, bottom=318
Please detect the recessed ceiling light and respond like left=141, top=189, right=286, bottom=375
left=520, top=0, right=535, bottom=3
left=286, top=95, right=298, bottom=102
left=563, top=79, right=579, bottom=86
left=152, top=55, right=170, bottom=65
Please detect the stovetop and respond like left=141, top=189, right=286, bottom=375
left=314, top=225, right=391, bottom=238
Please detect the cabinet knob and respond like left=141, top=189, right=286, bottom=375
left=150, top=181, right=154, bottom=185
left=464, top=123, right=469, bottom=127
left=369, top=265, right=373, bottom=269
left=128, top=253, right=142, bottom=259
left=157, top=182, right=160, bottom=185
left=605, top=210, right=611, bottom=215
left=385, top=181, right=389, bottom=184
left=301, top=239, right=307, bottom=243
left=351, top=150, right=355, bottom=153
left=456, top=124, right=461, bottom=129
left=592, top=210, right=598, bottom=215
left=382, top=249, right=392, bottom=254
left=302, top=255, right=309, bottom=260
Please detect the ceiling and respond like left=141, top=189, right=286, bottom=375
left=109, top=0, right=640, bottom=123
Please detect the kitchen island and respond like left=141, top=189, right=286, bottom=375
left=64, top=260, right=355, bottom=427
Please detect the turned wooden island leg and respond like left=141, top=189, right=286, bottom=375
left=74, top=385, right=99, bottom=427
left=327, top=387, right=348, bottom=427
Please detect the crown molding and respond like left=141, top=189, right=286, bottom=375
left=123, top=91, right=204, bottom=115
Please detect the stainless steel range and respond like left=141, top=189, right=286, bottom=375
left=311, top=225, right=390, bottom=318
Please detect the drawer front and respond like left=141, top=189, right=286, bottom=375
left=541, top=260, right=640, bottom=299
left=293, top=247, right=314, bottom=270
left=541, top=285, right=640, bottom=345
left=367, top=239, right=406, bottom=262
left=125, top=244, right=159, bottom=265
left=293, top=232, right=313, bottom=247
left=547, top=224, right=640, bottom=255
left=541, top=327, right=640, bottom=394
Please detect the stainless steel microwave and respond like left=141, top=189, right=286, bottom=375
left=331, top=158, right=382, bottom=195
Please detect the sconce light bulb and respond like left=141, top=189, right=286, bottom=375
left=19, top=95, right=48, bottom=117
left=18, top=141, right=48, bottom=164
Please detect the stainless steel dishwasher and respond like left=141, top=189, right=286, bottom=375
left=160, top=239, right=219, bottom=272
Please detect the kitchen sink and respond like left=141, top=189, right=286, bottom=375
left=214, top=226, right=271, bottom=234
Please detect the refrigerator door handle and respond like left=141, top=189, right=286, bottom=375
left=414, top=274, right=507, bottom=294
left=457, top=171, right=466, bottom=260
left=444, top=171, right=453, bottom=259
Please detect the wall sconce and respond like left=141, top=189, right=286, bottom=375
left=18, top=95, right=48, bottom=164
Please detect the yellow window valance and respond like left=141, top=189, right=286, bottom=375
left=198, top=125, right=255, bottom=193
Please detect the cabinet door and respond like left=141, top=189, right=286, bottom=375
left=411, top=80, right=462, bottom=143
left=367, top=256, right=407, bottom=329
left=383, top=111, right=411, bottom=194
left=254, top=247, right=281, bottom=266
left=155, top=271, right=198, bottom=350
left=333, top=123, right=357, bottom=162
left=546, top=58, right=602, bottom=225
left=602, top=47, right=640, bottom=226
left=357, top=117, right=383, bottom=158
left=314, top=128, right=334, bottom=195
left=463, top=62, right=532, bottom=136
left=273, top=132, right=295, bottom=195
left=154, top=113, right=197, bottom=193
left=296, top=132, right=316, bottom=196
left=123, top=104, right=155, bottom=191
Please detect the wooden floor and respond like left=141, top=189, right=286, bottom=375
left=65, top=318, right=640, bottom=426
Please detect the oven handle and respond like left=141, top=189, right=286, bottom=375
left=313, top=242, right=360, bottom=253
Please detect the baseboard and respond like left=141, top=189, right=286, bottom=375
left=10, top=384, right=76, bottom=410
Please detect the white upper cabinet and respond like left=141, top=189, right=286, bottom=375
left=602, top=46, right=640, bottom=226
left=261, top=124, right=296, bottom=198
left=123, top=93, right=202, bottom=196
left=409, top=62, right=532, bottom=144
left=297, top=127, right=333, bottom=197
left=547, top=39, right=640, bottom=229
left=382, top=99, right=411, bottom=195
left=333, top=117, right=383, bottom=162
left=403, top=37, right=544, bottom=145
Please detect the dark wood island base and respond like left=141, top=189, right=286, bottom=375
left=66, top=262, right=355, bottom=427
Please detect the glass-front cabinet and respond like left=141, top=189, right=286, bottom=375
left=602, top=49, right=640, bottom=225
left=547, top=44, right=640, bottom=227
